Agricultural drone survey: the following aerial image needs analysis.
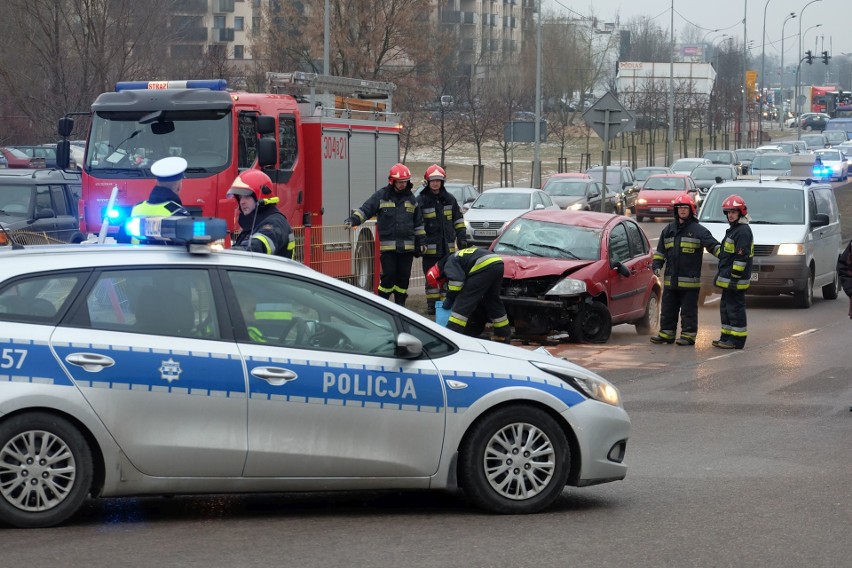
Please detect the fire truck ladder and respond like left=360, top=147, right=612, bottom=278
left=266, top=71, right=396, bottom=117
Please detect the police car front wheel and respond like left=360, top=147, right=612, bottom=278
left=459, top=405, right=570, bottom=514
left=0, top=413, right=94, bottom=528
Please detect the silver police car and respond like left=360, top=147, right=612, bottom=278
left=0, top=218, right=630, bottom=528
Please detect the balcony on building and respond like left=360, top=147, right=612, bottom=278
left=213, top=27, right=235, bottom=43
left=172, top=0, right=208, bottom=13
left=214, top=0, right=235, bottom=13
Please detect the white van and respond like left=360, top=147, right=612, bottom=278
left=697, top=180, right=842, bottom=308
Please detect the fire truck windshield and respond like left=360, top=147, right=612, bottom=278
left=85, top=109, right=232, bottom=175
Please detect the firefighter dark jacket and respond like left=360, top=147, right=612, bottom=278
left=715, top=219, right=754, bottom=289
left=437, top=247, right=504, bottom=309
left=350, top=183, right=425, bottom=253
left=234, top=204, right=296, bottom=259
left=417, top=185, right=467, bottom=258
left=652, top=216, right=720, bottom=289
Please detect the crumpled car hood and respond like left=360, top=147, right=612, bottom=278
left=502, top=255, right=595, bottom=279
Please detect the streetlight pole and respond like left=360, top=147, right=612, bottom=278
left=667, top=0, right=675, bottom=166
left=797, top=0, right=824, bottom=117
left=780, top=12, right=796, bottom=129
left=741, top=0, right=748, bottom=148
left=758, top=0, right=773, bottom=145
left=533, top=0, right=542, bottom=188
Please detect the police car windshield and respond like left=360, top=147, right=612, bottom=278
left=86, top=109, right=231, bottom=175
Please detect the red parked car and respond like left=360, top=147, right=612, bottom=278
left=0, top=147, right=45, bottom=169
left=494, top=209, right=661, bottom=343
left=633, top=174, right=699, bottom=222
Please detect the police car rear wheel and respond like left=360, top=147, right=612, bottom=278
left=459, top=405, right=570, bottom=514
left=0, top=413, right=93, bottom=528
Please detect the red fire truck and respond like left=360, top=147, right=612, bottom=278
left=56, top=72, right=400, bottom=290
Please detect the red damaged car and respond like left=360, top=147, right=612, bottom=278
left=494, top=209, right=661, bottom=343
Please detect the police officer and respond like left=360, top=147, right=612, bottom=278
left=650, top=194, right=720, bottom=346
left=417, top=164, right=467, bottom=315
left=127, top=156, right=190, bottom=243
left=345, top=163, right=426, bottom=307
left=426, top=247, right=511, bottom=342
left=712, top=194, right=754, bottom=349
left=227, top=170, right=296, bottom=259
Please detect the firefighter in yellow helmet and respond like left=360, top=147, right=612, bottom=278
left=227, top=170, right=296, bottom=259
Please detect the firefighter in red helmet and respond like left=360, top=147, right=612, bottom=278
left=650, top=193, right=720, bottom=346
left=426, top=247, right=511, bottom=342
left=227, top=169, right=296, bottom=259
left=417, top=164, right=468, bottom=315
left=712, top=194, right=753, bottom=349
left=345, top=163, right=426, bottom=307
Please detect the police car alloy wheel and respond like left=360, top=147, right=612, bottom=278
left=459, top=405, right=570, bottom=514
left=0, top=413, right=94, bottom=528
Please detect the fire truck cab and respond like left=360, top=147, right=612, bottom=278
left=56, top=73, right=400, bottom=290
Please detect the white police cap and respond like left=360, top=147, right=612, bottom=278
left=151, top=156, right=188, bottom=182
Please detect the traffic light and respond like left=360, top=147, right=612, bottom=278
left=822, top=51, right=830, bottom=65
left=805, top=50, right=814, bottom=64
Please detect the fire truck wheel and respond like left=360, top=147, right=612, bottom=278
left=354, top=236, right=374, bottom=291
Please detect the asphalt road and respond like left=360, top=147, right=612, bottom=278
left=3, top=179, right=851, bottom=567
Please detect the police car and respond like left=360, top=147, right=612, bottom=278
left=0, top=217, right=630, bottom=528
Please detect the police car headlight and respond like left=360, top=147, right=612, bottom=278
left=545, top=278, right=586, bottom=296
left=778, top=243, right=805, bottom=255
left=531, top=362, right=622, bottom=407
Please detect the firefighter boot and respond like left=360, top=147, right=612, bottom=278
left=650, top=335, right=675, bottom=344
left=378, top=290, right=392, bottom=301
left=394, top=293, right=408, bottom=307
left=426, top=300, right=436, bottom=316
left=492, top=326, right=513, bottom=343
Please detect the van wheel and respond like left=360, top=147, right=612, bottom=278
left=794, top=272, right=814, bottom=308
left=822, top=270, right=840, bottom=300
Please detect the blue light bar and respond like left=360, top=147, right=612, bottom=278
left=114, top=80, right=228, bottom=92
left=125, top=216, right=228, bottom=244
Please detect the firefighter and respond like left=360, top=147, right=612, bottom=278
left=650, top=194, right=720, bottom=346
left=426, top=247, right=512, bottom=342
left=417, top=164, right=467, bottom=315
left=126, top=156, right=190, bottom=243
left=227, top=170, right=296, bottom=259
left=712, top=194, right=754, bottom=350
left=345, top=163, right=426, bottom=307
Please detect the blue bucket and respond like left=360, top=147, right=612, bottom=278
left=435, top=302, right=451, bottom=327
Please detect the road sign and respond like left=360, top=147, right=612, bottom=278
left=582, top=92, right=634, bottom=139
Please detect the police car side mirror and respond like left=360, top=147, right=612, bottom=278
left=395, top=332, right=423, bottom=359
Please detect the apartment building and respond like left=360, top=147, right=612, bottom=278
left=170, top=0, right=253, bottom=61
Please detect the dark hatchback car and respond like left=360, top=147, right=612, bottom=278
left=0, top=169, right=83, bottom=244
left=800, top=113, right=829, bottom=132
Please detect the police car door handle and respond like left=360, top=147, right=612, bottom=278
left=65, top=353, right=116, bottom=373
left=251, top=367, right=298, bottom=386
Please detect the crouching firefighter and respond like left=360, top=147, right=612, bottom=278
left=426, top=247, right=512, bottom=342
left=227, top=170, right=296, bottom=259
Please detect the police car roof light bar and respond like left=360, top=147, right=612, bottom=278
left=125, top=216, right=228, bottom=247
left=114, top=80, right=228, bottom=92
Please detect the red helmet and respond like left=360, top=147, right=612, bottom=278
left=227, top=170, right=273, bottom=201
left=424, top=164, right=446, bottom=181
left=425, top=264, right=447, bottom=289
left=722, top=194, right=748, bottom=216
left=388, top=163, right=411, bottom=182
left=673, top=194, right=697, bottom=215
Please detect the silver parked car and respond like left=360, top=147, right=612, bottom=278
left=463, top=187, right=560, bottom=247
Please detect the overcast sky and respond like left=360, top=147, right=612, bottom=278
left=544, top=0, right=847, bottom=59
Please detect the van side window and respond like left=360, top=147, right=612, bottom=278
left=279, top=115, right=297, bottom=170
left=812, top=188, right=838, bottom=222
